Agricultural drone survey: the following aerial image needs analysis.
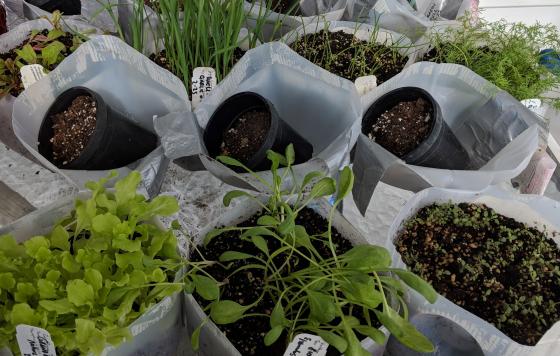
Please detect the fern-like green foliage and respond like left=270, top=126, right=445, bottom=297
left=425, top=17, right=560, bottom=110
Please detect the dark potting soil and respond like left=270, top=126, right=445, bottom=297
left=191, top=208, right=357, bottom=355
left=290, top=30, right=407, bottom=83
left=220, top=109, right=271, bottom=164
left=0, top=3, right=7, bottom=35
left=395, top=202, right=560, bottom=346
left=251, top=0, right=301, bottom=15
left=232, top=47, right=246, bottom=66
left=149, top=51, right=173, bottom=73
left=50, top=95, right=97, bottom=166
left=1, top=30, right=75, bottom=96
left=364, top=97, right=433, bottom=158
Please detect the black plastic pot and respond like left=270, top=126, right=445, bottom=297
left=203, top=92, right=313, bottom=172
left=362, top=87, right=470, bottom=170
left=26, top=0, right=81, bottom=15
left=38, top=86, right=157, bottom=170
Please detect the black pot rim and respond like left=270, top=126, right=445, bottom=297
left=362, top=86, right=439, bottom=161
left=204, top=91, right=278, bottom=169
left=39, top=86, right=108, bottom=168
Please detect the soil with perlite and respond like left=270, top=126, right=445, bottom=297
left=220, top=109, right=271, bottom=163
left=364, top=97, right=433, bottom=158
left=290, top=30, right=407, bottom=83
left=50, top=95, right=97, bottom=166
left=191, top=208, right=365, bottom=355
left=395, top=202, right=560, bottom=345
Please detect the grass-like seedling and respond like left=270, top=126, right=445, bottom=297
left=152, top=0, right=246, bottom=90
left=289, top=22, right=411, bottom=83
left=423, top=17, right=560, bottom=110
left=184, top=145, right=438, bottom=355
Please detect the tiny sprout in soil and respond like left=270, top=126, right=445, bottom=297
left=396, top=202, right=560, bottom=345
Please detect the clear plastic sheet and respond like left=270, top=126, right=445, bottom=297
left=352, top=62, right=542, bottom=215
left=117, top=0, right=162, bottom=55
left=155, top=41, right=362, bottom=191
left=386, top=186, right=560, bottom=356
left=11, top=35, right=190, bottom=194
left=21, top=0, right=119, bottom=33
left=4, top=0, right=26, bottom=29
left=0, top=193, right=188, bottom=356
left=365, top=0, right=462, bottom=41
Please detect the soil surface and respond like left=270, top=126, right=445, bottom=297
left=395, top=202, right=560, bottom=346
left=364, top=97, right=433, bottom=158
left=0, top=4, right=7, bottom=35
left=251, top=0, right=301, bottom=15
left=1, top=30, right=74, bottom=96
left=149, top=51, right=173, bottom=72
left=232, top=47, right=246, bottom=66
left=191, top=208, right=355, bottom=355
left=290, top=30, right=407, bottom=83
left=220, top=109, right=271, bottom=164
left=50, top=95, right=97, bottom=166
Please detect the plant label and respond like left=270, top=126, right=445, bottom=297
left=192, top=67, right=217, bottom=109
left=355, top=75, right=377, bottom=95
left=283, top=333, right=328, bottom=356
left=20, top=64, right=47, bottom=89
left=513, top=148, right=557, bottom=195
left=16, top=324, right=57, bottom=356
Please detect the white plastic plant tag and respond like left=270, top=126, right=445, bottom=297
left=283, top=333, right=328, bottom=356
left=191, top=67, right=217, bottom=109
left=513, top=148, right=557, bottom=195
left=355, top=75, right=377, bottom=95
left=16, top=324, right=57, bottom=356
left=20, top=64, right=47, bottom=89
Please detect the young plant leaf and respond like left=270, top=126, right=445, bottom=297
left=285, top=144, right=295, bottom=166
left=307, top=290, right=336, bottom=323
left=240, top=226, right=276, bottom=239
left=374, top=307, right=434, bottom=353
left=15, top=44, right=37, bottom=64
left=192, top=275, right=219, bottom=301
left=41, top=41, right=66, bottom=67
left=310, top=177, right=336, bottom=198
left=223, top=190, right=251, bottom=207
left=301, top=171, right=324, bottom=189
left=315, top=330, right=348, bottom=353
left=335, top=166, right=354, bottom=203
left=355, top=325, right=386, bottom=345
left=210, top=300, right=251, bottom=324
left=204, top=228, right=226, bottom=246
left=270, top=300, right=287, bottom=328
left=217, top=155, right=247, bottom=169
left=47, top=28, right=65, bottom=40
left=191, top=322, right=204, bottom=351
left=219, top=251, right=254, bottom=262
left=257, top=215, right=279, bottom=226
left=340, top=279, right=383, bottom=309
left=340, top=245, right=391, bottom=270
left=393, top=270, right=438, bottom=304
left=264, top=325, right=283, bottom=346
left=251, top=235, right=269, bottom=255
